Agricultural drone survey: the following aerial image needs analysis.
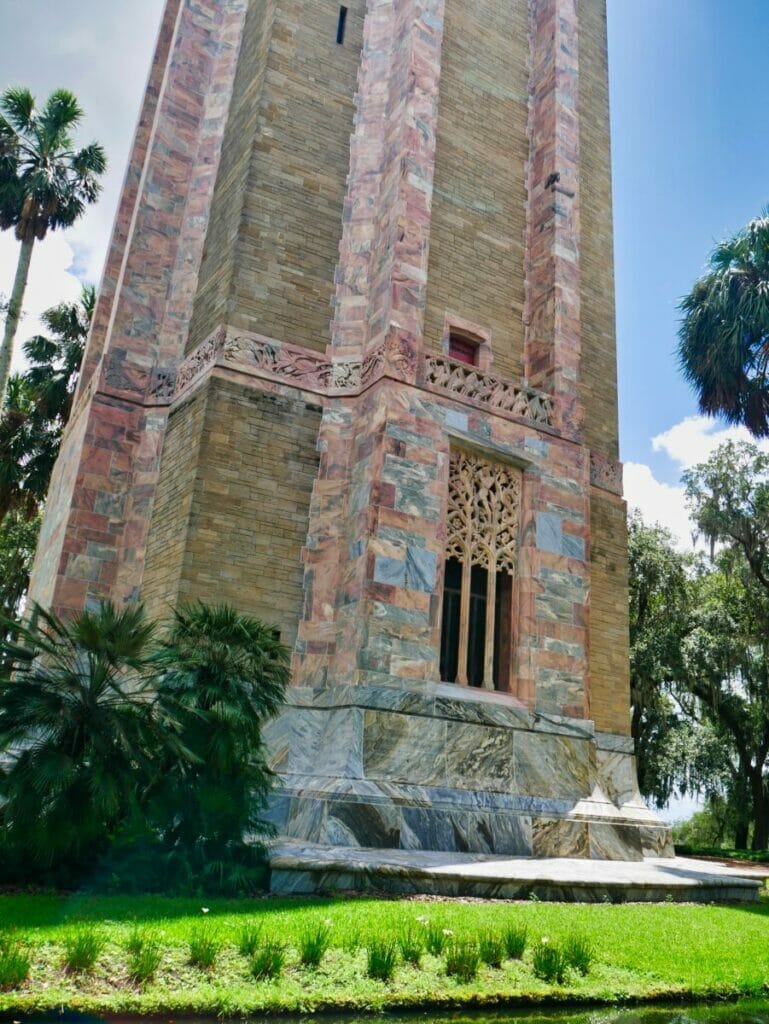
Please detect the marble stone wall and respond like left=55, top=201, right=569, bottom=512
left=263, top=686, right=673, bottom=862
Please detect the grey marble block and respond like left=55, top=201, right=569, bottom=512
left=322, top=800, right=401, bottom=849
left=515, top=731, right=590, bottom=800
left=588, top=822, right=644, bottom=862
left=532, top=818, right=589, bottom=858
left=363, top=710, right=447, bottom=785
left=265, top=682, right=673, bottom=864
left=443, top=721, right=516, bottom=790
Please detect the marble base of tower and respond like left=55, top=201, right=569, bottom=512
left=263, top=684, right=673, bottom=863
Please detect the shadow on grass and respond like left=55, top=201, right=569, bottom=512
left=0, top=891, right=386, bottom=929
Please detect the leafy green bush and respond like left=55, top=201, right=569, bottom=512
left=397, top=926, right=424, bottom=966
left=532, top=938, right=566, bottom=983
left=62, top=926, right=105, bottom=973
left=125, top=930, right=163, bottom=985
left=367, top=939, right=398, bottom=982
left=188, top=926, right=221, bottom=969
left=237, top=923, right=262, bottom=958
left=445, top=938, right=480, bottom=982
left=563, top=932, right=594, bottom=975
left=298, top=921, right=331, bottom=968
left=250, top=941, right=285, bottom=980
left=478, top=930, right=504, bottom=968
left=503, top=922, right=528, bottom=960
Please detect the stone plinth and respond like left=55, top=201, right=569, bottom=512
left=263, top=684, right=672, bottom=863
left=267, top=841, right=762, bottom=903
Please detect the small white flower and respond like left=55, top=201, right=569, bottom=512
left=541, top=936, right=549, bottom=944
left=416, top=915, right=429, bottom=925
left=201, top=907, right=210, bottom=914
left=442, top=928, right=453, bottom=936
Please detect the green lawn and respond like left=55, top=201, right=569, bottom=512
left=1, top=893, right=769, bottom=1015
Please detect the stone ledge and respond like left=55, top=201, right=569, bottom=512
left=267, top=840, right=763, bottom=904
left=282, top=683, right=596, bottom=739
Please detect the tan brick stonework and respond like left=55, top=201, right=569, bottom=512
left=143, top=377, right=321, bottom=650
left=187, top=0, right=365, bottom=356
left=424, top=0, right=528, bottom=379
left=579, top=0, right=619, bottom=460
left=588, top=489, right=631, bottom=735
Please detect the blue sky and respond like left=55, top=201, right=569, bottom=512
left=1, top=0, right=768, bottom=544
left=608, top=0, right=769, bottom=540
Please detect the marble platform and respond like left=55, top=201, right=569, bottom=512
left=263, top=683, right=673, bottom=862
left=268, top=840, right=763, bottom=903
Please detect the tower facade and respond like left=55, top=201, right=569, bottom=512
left=30, top=0, right=671, bottom=860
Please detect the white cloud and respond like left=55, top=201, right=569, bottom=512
left=626, top=415, right=769, bottom=549
left=0, top=231, right=83, bottom=372
left=652, top=414, right=769, bottom=470
left=624, top=462, right=693, bottom=548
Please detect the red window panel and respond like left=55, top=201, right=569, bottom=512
left=449, top=334, right=478, bottom=366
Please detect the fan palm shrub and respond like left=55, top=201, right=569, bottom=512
left=142, top=603, right=290, bottom=892
left=0, top=602, right=162, bottom=881
left=0, top=599, right=288, bottom=890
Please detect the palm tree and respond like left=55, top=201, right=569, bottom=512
left=0, top=87, right=106, bottom=401
left=0, top=285, right=93, bottom=530
left=678, top=212, right=769, bottom=437
left=0, top=603, right=160, bottom=874
left=22, top=282, right=94, bottom=423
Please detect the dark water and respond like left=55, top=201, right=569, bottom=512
left=7, top=1006, right=769, bottom=1024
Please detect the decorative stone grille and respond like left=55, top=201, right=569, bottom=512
left=446, top=449, right=522, bottom=689
left=423, top=353, right=554, bottom=426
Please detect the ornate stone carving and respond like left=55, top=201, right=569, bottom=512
left=174, top=326, right=227, bottom=395
left=445, top=449, right=522, bottom=689
left=223, top=334, right=334, bottom=389
left=422, top=353, right=554, bottom=426
left=447, top=450, right=522, bottom=576
left=360, top=345, right=386, bottom=388
left=148, top=366, right=177, bottom=403
left=590, top=451, right=623, bottom=495
left=171, top=332, right=555, bottom=440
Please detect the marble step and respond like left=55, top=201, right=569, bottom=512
left=267, top=840, right=763, bottom=903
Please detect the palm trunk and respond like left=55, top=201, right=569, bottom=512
left=0, top=236, right=35, bottom=404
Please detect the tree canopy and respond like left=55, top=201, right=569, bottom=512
left=630, top=440, right=769, bottom=849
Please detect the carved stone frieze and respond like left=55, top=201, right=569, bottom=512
left=422, top=353, right=554, bottom=427
left=164, top=330, right=556, bottom=436
left=174, top=326, right=227, bottom=396
left=223, top=334, right=334, bottom=389
left=590, top=450, right=623, bottom=496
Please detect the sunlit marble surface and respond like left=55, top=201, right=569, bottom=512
left=263, top=683, right=674, bottom=863
left=267, top=840, right=763, bottom=903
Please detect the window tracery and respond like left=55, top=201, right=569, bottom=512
left=443, top=449, right=521, bottom=689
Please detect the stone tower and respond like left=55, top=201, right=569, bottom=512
left=29, top=0, right=671, bottom=861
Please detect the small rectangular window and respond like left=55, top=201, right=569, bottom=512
left=336, top=6, right=348, bottom=44
left=449, top=333, right=479, bottom=367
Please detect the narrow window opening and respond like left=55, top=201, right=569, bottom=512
left=440, top=560, right=512, bottom=689
left=336, top=6, right=348, bottom=44
left=441, top=450, right=521, bottom=692
left=448, top=331, right=479, bottom=367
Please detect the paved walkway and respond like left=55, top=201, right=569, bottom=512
left=268, top=840, right=764, bottom=903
